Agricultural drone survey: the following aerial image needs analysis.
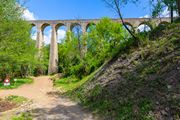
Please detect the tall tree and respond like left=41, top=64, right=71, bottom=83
left=176, top=0, right=180, bottom=16
left=102, top=0, right=137, bottom=39
left=0, top=0, right=37, bottom=79
left=152, top=0, right=178, bottom=22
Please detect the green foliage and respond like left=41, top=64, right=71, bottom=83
left=0, top=0, right=38, bottom=79
left=54, top=67, right=100, bottom=92
left=58, top=18, right=130, bottom=79
left=56, top=23, right=180, bottom=119
left=117, top=99, right=154, bottom=120
left=11, top=112, right=32, bottom=120
left=0, top=78, right=33, bottom=89
left=33, top=45, right=50, bottom=76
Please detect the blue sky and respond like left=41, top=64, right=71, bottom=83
left=26, top=0, right=171, bottom=44
left=24, top=0, right=152, bottom=20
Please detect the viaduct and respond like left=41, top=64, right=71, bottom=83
left=28, top=18, right=170, bottom=74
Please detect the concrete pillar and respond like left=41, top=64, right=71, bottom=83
left=82, top=23, right=86, bottom=34
left=81, top=23, right=87, bottom=56
left=66, top=23, right=71, bottom=32
left=48, top=25, right=58, bottom=74
left=36, top=25, right=43, bottom=49
left=36, top=24, right=43, bottom=58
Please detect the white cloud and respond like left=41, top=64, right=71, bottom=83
left=140, top=7, right=178, bottom=18
left=31, top=33, right=37, bottom=40
left=31, top=28, right=67, bottom=45
left=31, top=27, right=37, bottom=40
left=57, top=29, right=66, bottom=43
left=140, top=15, right=150, bottom=18
left=160, top=7, right=178, bottom=17
left=43, top=29, right=66, bottom=44
left=44, top=29, right=52, bottom=45
left=139, top=7, right=178, bottom=18
left=22, top=9, right=36, bottom=20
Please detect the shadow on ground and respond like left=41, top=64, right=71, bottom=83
left=31, top=96, right=98, bottom=120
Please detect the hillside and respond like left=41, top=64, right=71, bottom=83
left=60, top=23, right=180, bottom=120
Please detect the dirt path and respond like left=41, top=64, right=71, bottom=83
left=0, top=76, right=98, bottom=120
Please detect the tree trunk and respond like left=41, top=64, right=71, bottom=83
left=177, top=0, right=180, bottom=16
left=114, top=0, right=137, bottom=40
left=170, top=4, right=174, bottom=23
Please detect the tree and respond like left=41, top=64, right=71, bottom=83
left=177, top=0, right=180, bottom=16
left=163, top=0, right=177, bottom=22
left=151, top=0, right=179, bottom=22
left=0, top=0, right=37, bottom=79
left=102, top=0, right=137, bottom=39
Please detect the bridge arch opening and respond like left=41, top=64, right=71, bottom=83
left=124, top=22, right=134, bottom=32
left=56, top=23, right=67, bottom=44
left=86, top=23, right=96, bottom=32
left=71, top=23, right=82, bottom=37
left=137, top=22, right=152, bottom=32
left=41, top=23, right=52, bottom=45
left=31, top=24, right=37, bottom=41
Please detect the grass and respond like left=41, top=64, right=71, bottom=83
left=0, top=95, right=28, bottom=113
left=54, top=66, right=103, bottom=93
left=5, top=95, right=28, bottom=105
left=0, top=78, right=33, bottom=89
left=11, top=112, right=32, bottom=120
left=54, top=75, right=93, bottom=93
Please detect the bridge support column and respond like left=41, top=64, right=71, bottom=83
left=81, top=24, right=87, bottom=56
left=48, top=25, right=58, bottom=74
left=66, top=23, right=71, bottom=32
left=36, top=25, right=43, bottom=58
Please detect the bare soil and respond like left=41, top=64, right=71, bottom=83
left=0, top=76, right=98, bottom=120
left=0, top=99, right=17, bottom=113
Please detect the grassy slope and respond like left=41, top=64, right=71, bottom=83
left=55, top=23, right=180, bottom=120
left=54, top=64, right=106, bottom=93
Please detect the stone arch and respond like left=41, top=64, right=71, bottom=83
left=158, top=21, right=169, bottom=26
left=55, top=23, right=66, bottom=31
left=124, top=22, right=134, bottom=32
left=70, top=23, right=82, bottom=31
left=55, top=23, right=67, bottom=43
left=86, top=22, right=96, bottom=32
left=137, top=22, right=152, bottom=32
left=30, top=23, right=37, bottom=40
left=30, top=23, right=36, bottom=27
left=41, top=23, right=51, bottom=32
left=41, top=23, right=52, bottom=45
left=70, top=23, right=82, bottom=37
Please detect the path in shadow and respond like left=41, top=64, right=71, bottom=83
left=31, top=96, right=98, bottom=120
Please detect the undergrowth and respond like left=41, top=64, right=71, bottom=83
left=55, top=23, right=180, bottom=120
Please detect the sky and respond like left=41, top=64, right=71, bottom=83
left=23, top=0, right=154, bottom=20
left=23, top=0, right=172, bottom=44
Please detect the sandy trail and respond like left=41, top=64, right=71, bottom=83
left=0, top=76, right=98, bottom=120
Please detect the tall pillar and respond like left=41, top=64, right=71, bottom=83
left=36, top=24, right=43, bottom=58
left=82, top=24, right=87, bottom=55
left=48, top=25, right=58, bottom=74
left=66, top=23, right=71, bottom=32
